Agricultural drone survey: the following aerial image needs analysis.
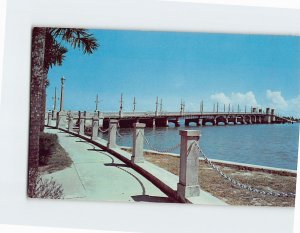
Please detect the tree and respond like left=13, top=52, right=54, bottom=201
left=28, top=27, right=47, bottom=197
left=40, top=28, right=99, bottom=131
left=28, top=27, right=99, bottom=197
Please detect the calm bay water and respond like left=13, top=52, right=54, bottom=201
left=101, top=123, right=299, bottom=170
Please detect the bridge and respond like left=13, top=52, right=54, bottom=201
left=49, top=107, right=294, bottom=130
left=48, top=77, right=294, bottom=129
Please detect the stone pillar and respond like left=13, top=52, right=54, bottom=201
left=177, top=130, right=201, bottom=201
left=52, top=109, right=57, bottom=120
left=47, top=112, right=52, bottom=126
left=98, top=112, right=104, bottom=128
left=107, top=120, right=118, bottom=149
left=67, top=114, right=73, bottom=131
left=56, top=111, right=67, bottom=129
left=91, top=116, right=99, bottom=140
left=79, top=111, right=85, bottom=135
left=131, top=123, right=146, bottom=163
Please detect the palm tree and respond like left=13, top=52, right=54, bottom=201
left=28, top=27, right=99, bottom=197
left=39, top=28, right=99, bottom=131
left=28, top=27, right=47, bottom=197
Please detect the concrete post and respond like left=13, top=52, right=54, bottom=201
left=79, top=111, right=85, bottom=135
left=177, top=130, right=201, bottom=201
left=52, top=110, right=57, bottom=120
left=56, top=111, right=67, bottom=129
left=91, top=116, right=99, bottom=140
left=98, top=112, right=104, bottom=128
left=131, top=123, right=146, bottom=163
left=67, top=115, right=73, bottom=132
left=47, top=112, right=52, bottom=126
left=107, top=120, right=118, bottom=149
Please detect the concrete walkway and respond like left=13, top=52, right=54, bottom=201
left=43, top=127, right=226, bottom=205
left=43, top=128, right=172, bottom=203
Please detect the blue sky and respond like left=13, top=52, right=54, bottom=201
left=47, top=29, right=300, bottom=117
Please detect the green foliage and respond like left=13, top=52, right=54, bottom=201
left=33, top=177, right=64, bottom=199
left=39, top=133, right=58, bottom=166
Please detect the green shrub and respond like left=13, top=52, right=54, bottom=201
left=39, top=133, right=58, bottom=166
left=33, top=177, right=64, bottom=199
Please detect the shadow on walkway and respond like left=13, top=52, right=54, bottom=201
left=104, top=163, right=129, bottom=168
left=131, top=195, right=174, bottom=203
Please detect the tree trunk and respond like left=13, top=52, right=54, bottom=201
left=28, top=27, right=46, bottom=197
left=40, top=71, right=47, bottom=132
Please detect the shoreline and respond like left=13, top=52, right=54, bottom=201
left=121, top=147, right=297, bottom=207
left=120, top=146, right=297, bottom=176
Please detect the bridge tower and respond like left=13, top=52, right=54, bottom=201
left=119, top=93, right=123, bottom=118
left=95, top=94, right=100, bottom=112
left=52, top=87, right=57, bottom=120
left=200, top=100, right=204, bottom=114
left=56, top=76, right=67, bottom=128
left=180, top=99, right=184, bottom=116
left=265, top=107, right=271, bottom=123
left=133, top=97, right=136, bottom=113
left=271, top=109, right=276, bottom=122
left=59, top=76, right=65, bottom=112
left=155, top=96, right=159, bottom=116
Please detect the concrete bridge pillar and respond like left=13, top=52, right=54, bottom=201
left=213, top=118, right=217, bottom=126
left=257, top=116, right=261, bottom=124
left=131, top=123, right=146, bottom=163
left=56, top=111, right=67, bottom=129
left=234, top=117, right=238, bottom=124
left=177, top=130, right=201, bottom=202
left=91, top=116, right=99, bottom=140
left=79, top=111, right=85, bottom=135
left=107, top=119, right=118, bottom=149
left=197, top=118, right=202, bottom=126
left=225, top=117, right=229, bottom=125
left=47, top=112, right=52, bottom=126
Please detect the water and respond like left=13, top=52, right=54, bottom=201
left=100, top=123, right=299, bottom=170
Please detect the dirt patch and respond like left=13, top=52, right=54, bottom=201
left=123, top=148, right=297, bottom=207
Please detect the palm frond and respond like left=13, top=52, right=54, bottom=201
left=49, top=28, right=99, bottom=54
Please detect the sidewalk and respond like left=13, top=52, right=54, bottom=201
left=42, top=127, right=226, bottom=205
left=42, top=127, right=172, bottom=203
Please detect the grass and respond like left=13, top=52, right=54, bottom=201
left=38, top=132, right=72, bottom=174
